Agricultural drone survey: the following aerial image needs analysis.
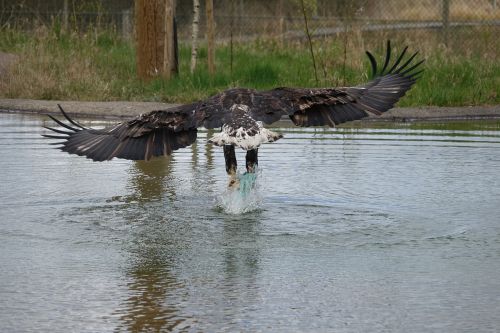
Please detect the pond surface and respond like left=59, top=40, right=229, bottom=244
left=1, top=113, right=500, bottom=332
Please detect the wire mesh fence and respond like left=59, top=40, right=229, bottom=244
left=1, top=0, right=499, bottom=54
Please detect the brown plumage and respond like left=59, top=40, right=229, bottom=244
left=43, top=41, right=424, bottom=162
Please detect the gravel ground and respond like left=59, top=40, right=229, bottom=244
left=0, top=98, right=499, bottom=122
left=0, top=99, right=179, bottom=119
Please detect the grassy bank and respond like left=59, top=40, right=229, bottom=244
left=0, top=26, right=498, bottom=106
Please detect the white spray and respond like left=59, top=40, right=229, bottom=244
left=215, top=167, right=263, bottom=214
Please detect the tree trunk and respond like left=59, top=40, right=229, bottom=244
left=135, top=0, right=162, bottom=79
left=190, top=0, right=200, bottom=73
left=205, top=0, right=216, bottom=75
left=135, top=0, right=178, bottom=80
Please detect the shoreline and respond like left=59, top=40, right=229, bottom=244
left=0, top=98, right=499, bottom=122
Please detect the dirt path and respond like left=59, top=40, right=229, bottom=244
left=0, top=99, right=179, bottom=119
left=0, top=98, right=499, bottom=121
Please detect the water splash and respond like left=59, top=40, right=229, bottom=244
left=215, top=168, right=263, bottom=215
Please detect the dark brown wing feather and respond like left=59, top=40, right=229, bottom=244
left=43, top=90, right=287, bottom=161
left=269, top=41, right=424, bottom=127
left=43, top=105, right=198, bottom=161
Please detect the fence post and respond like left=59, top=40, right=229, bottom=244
left=442, top=0, right=450, bottom=46
left=277, top=0, right=284, bottom=46
left=122, top=9, right=132, bottom=40
left=206, top=0, right=216, bottom=75
left=63, top=0, right=68, bottom=31
left=239, top=0, right=244, bottom=40
left=163, top=0, right=178, bottom=79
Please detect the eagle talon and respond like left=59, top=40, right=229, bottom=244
left=228, top=174, right=240, bottom=190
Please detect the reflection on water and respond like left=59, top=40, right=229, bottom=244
left=117, top=152, right=263, bottom=331
left=117, top=156, right=185, bottom=332
left=1, top=114, right=500, bottom=332
left=118, top=259, right=182, bottom=332
left=127, top=157, right=176, bottom=204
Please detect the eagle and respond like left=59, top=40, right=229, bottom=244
left=43, top=41, right=423, bottom=187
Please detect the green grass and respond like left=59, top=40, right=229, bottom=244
left=0, top=26, right=498, bottom=106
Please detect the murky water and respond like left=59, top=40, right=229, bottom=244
left=1, top=113, right=500, bottom=332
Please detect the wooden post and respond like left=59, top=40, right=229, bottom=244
left=239, top=0, right=244, bottom=39
left=63, top=0, right=68, bottom=31
left=205, top=0, right=216, bottom=75
left=163, top=0, right=177, bottom=79
left=442, top=0, right=450, bottom=46
left=277, top=0, right=284, bottom=46
left=230, top=0, right=234, bottom=76
left=174, top=17, right=179, bottom=74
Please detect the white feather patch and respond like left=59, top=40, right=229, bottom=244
left=209, top=121, right=282, bottom=150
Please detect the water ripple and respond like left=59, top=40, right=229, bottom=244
left=1, top=114, right=500, bottom=332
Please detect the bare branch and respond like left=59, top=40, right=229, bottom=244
left=300, top=0, right=319, bottom=85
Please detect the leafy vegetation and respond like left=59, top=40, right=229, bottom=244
left=0, top=25, right=498, bottom=106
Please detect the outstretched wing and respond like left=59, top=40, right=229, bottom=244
left=43, top=41, right=423, bottom=161
left=263, top=41, right=424, bottom=127
left=43, top=104, right=213, bottom=161
left=42, top=88, right=286, bottom=161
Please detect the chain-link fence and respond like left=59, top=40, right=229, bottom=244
left=1, top=0, right=499, bottom=53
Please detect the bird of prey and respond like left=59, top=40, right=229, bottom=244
left=43, top=41, right=423, bottom=187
